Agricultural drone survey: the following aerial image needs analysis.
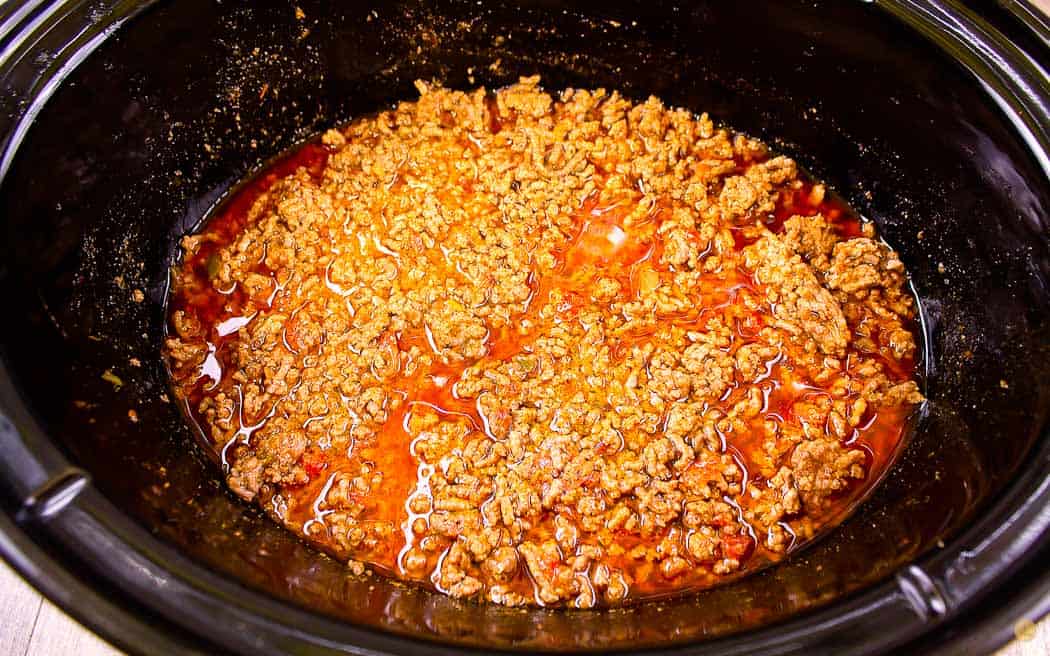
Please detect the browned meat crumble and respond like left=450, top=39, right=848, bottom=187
left=165, top=77, right=923, bottom=608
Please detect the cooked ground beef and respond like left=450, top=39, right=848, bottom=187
left=165, top=77, right=924, bottom=608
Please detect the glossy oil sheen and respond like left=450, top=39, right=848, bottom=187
left=0, top=0, right=1045, bottom=652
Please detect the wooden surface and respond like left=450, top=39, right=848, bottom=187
left=0, top=561, right=119, bottom=656
left=0, top=557, right=1045, bottom=655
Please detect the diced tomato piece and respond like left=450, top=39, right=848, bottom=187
left=301, top=450, right=328, bottom=479
left=722, top=534, right=753, bottom=561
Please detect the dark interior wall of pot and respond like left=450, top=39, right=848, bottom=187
left=0, top=0, right=1046, bottom=650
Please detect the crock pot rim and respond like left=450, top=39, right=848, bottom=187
left=0, top=1, right=1046, bottom=655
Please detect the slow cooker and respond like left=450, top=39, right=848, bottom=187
left=0, top=1, right=1046, bottom=654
